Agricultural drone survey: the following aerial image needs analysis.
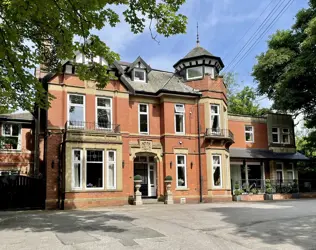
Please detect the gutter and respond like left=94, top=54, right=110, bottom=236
left=197, top=96, right=203, bottom=203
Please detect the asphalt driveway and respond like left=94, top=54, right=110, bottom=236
left=1, top=200, right=316, bottom=249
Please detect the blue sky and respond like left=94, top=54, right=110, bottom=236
left=94, top=0, right=309, bottom=108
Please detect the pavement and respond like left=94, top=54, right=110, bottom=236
left=1, top=200, right=316, bottom=249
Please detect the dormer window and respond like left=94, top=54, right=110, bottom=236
left=186, top=66, right=203, bottom=80
left=134, top=69, right=146, bottom=82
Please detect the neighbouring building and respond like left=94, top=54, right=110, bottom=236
left=27, top=41, right=307, bottom=209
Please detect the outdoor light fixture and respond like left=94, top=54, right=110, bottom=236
left=191, top=161, right=193, bottom=169
left=122, top=160, right=125, bottom=168
left=170, top=161, right=172, bottom=168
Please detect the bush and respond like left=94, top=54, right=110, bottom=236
left=265, top=179, right=273, bottom=194
left=234, top=182, right=240, bottom=190
left=292, top=179, right=299, bottom=193
left=134, top=175, right=142, bottom=181
left=251, top=188, right=259, bottom=194
left=165, top=175, right=172, bottom=181
left=234, top=189, right=243, bottom=196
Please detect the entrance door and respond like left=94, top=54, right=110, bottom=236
left=147, top=163, right=156, bottom=197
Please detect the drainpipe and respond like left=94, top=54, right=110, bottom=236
left=197, top=96, right=203, bottom=202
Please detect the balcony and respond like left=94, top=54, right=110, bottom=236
left=64, top=121, right=121, bottom=143
left=205, top=128, right=234, bottom=146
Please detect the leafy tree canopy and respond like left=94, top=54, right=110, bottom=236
left=0, top=0, right=187, bottom=112
left=253, top=0, right=316, bottom=128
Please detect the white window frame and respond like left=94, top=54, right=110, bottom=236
left=1, top=123, right=21, bottom=150
left=138, top=103, right=149, bottom=134
left=106, top=150, right=117, bottom=189
left=276, top=162, right=284, bottom=182
left=272, top=127, right=280, bottom=143
left=210, top=104, right=221, bottom=133
left=286, top=162, right=295, bottom=180
left=67, top=93, right=85, bottom=128
left=95, top=97, right=112, bottom=130
left=212, top=154, right=222, bottom=188
left=134, top=69, right=146, bottom=82
left=186, top=66, right=203, bottom=80
left=85, top=150, right=104, bottom=190
left=72, top=149, right=83, bottom=190
left=282, top=128, right=290, bottom=144
left=176, top=154, right=187, bottom=188
left=174, top=104, right=185, bottom=135
left=245, top=125, right=254, bottom=142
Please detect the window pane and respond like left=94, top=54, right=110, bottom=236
left=211, top=115, right=219, bottom=130
left=177, top=156, right=185, bottom=165
left=187, top=67, right=203, bottom=79
left=3, top=137, right=18, bottom=149
left=177, top=166, right=186, bottom=186
left=135, top=70, right=145, bottom=81
left=108, top=163, right=115, bottom=188
left=74, top=150, right=81, bottom=161
left=97, top=109, right=111, bottom=128
left=150, top=169, right=154, bottom=185
left=97, top=98, right=111, bottom=107
left=86, top=162, right=103, bottom=188
left=283, top=134, right=289, bottom=143
left=245, top=126, right=253, bottom=132
left=175, top=114, right=184, bottom=133
left=272, top=134, right=279, bottom=142
left=140, top=114, right=148, bottom=132
left=213, top=166, right=221, bottom=186
left=148, top=156, right=155, bottom=162
left=245, top=133, right=253, bottom=142
left=213, top=156, right=220, bottom=165
left=69, top=106, right=84, bottom=123
left=87, top=150, right=103, bottom=162
left=70, top=95, right=83, bottom=104
left=140, top=104, right=147, bottom=113
left=12, top=125, right=19, bottom=136
left=283, top=128, right=289, bottom=133
left=73, top=163, right=81, bottom=188
left=175, top=104, right=185, bottom=113
left=277, top=171, right=283, bottom=181
left=276, top=163, right=283, bottom=170
left=108, top=151, right=115, bottom=161
left=287, top=171, right=293, bottom=180
left=272, top=128, right=278, bottom=133
left=3, top=124, right=10, bottom=135
left=211, top=105, right=219, bottom=114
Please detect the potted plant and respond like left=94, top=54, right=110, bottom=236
left=264, top=179, right=273, bottom=200
left=134, top=175, right=142, bottom=183
left=292, top=179, right=300, bottom=199
left=165, top=175, right=172, bottom=183
left=251, top=188, right=259, bottom=195
left=233, top=182, right=242, bottom=201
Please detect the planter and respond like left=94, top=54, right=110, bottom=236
left=164, top=180, right=174, bottom=205
left=134, top=180, right=142, bottom=205
left=233, top=195, right=241, bottom=201
left=264, top=194, right=273, bottom=200
left=292, top=193, right=300, bottom=199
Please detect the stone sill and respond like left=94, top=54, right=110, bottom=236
left=175, top=188, right=190, bottom=191
left=67, top=189, right=123, bottom=193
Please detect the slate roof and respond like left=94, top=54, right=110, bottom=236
left=183, top=46, right=214, bottom=59
left=0, top=112, right=33, bottom=122
left=230, top=148, right=309, bottom=161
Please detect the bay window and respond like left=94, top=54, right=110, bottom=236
left=96, top=97, right=112, bottom=129
left=68, top=94, right=85, bottom=128
left=175, top=104, right=185, bottom=134
left=176, top=155, right=187, bottom=188
left=86, top=150, right=104, bottom=189
left=72, top=149, right=82, bottom=189
left=107, top=150, right=116, bottom=189
left=210, top=104, right=220, bottom=133
left=1, top=123, right=21, bottom=150
left=212, top=155, right=222, bottom=188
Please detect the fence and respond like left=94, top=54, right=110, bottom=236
left=232, top=179, right=316, bottom=194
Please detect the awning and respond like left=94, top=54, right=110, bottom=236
left=229, top=148, right=309, bottom=161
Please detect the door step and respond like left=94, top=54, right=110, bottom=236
left=142, top=198, right=160, bottom=204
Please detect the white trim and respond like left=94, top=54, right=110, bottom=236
left=72, top=149, right=83, bottom=190
left=0, top=123, right=21, bottom=151
left=272, top=127, right=280, bottom=143
left=174, top=103, right=185, bottom=135
left=245, top=125, right=254, bottom=143
left=287, top=162, right=295, bottom=180
left=138, top=103, right=149, bottom=135
left=133, top=69, right=146, bottom=82
left=85, top=149, right=104, bottom=190
left=67, top=93, right=86, bottom=128
left=275, top=162, right=284, bottom=181
left=176, top=154, right=187, bottom=188
left=282, top=128, right=290, bottom=144
left=106, top=150, right=117, bottom=189
left=95, top=96, right=112, bottom=130
left=186, top=66, right=203, bottom=80
left=212, top=154, right=222, bottom=188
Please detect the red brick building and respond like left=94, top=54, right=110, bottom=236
left=1, top=44, right=307, bottom=209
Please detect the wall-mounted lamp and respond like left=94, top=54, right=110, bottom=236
left=122, top=160, right=125, bottom=168
left=191, top=161, right=193, bottom=169
left=170, top=161, right=172, bottom=168
left=51, top=160, right=54, bottom=169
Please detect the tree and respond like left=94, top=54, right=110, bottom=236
left=223, top=72, right=239, bottom=99
left=0, top=0, right=187, bottom=112
left=228, top=86, right=270, bottom=116
left=252, top=0, right=316, bottom=128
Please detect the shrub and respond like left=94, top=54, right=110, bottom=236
left=234, top=189, right=243, bottom=196
left=292, top=179, right=299, bottom=193
left=251, top=188, right=259, bottom=194
left=134, top=175, right=142, bottom=181
left=165, top=175, right=172, bottom=181
left=265, top=179, right=273, bottom=194
left=234, top=182, right=240, bottom=190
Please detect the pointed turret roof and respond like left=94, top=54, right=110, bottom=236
left=183, top=46, right=214, bottom=59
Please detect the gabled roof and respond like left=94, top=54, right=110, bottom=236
left=183, top=46, right=214, bottom=59
left=0, top=112, right=33, bottom=122
left=126, top=56, right=151, bottom=73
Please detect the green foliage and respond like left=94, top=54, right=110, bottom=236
left=164, top=175, right=172, bottom=181
left=228, top=86, right=270, bottom=116
left=250, top=188, right=258, bottom=194
left=234, top=189, right=243, bottom=196
left=292, top=179, right=299, bottom=193
left=296, top=131, right=316, bottom=172
left=265, top=179, right=273, bottom=194
left=234, top=182, right=240, bottom=190
left=252, top=0, right=316, bottom=128
left=223, top=72, right=240, bottom=99
left=134, top=175, right=142, bottom=181
left=0, top=0, right=187, bottom=111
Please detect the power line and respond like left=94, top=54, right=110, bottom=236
left=222, top=0, right=274, bottom=61
left=223, top=0, right=287, bottom=72
left=228, top=0, right=294, bottom=72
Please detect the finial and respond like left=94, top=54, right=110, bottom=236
left=196, top=22, right=200, bottom=47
